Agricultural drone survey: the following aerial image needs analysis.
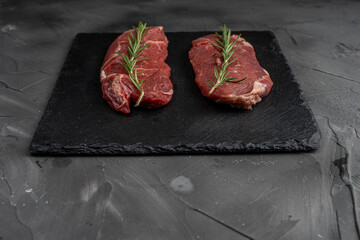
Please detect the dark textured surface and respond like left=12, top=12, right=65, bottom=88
left=1, top=0, right=360, bottom=239
left=30, top=32, right=320, bottom=155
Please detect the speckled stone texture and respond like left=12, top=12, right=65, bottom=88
left=29, top=32, right=319, bottom=155
left=1, top=0, right=360, bottom=240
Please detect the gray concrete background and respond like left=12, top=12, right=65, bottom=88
left=0, top=0, right=359, bottom=239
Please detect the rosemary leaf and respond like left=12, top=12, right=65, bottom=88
left=208, top=79, right=215, bottom=85
left=228, top=56, right=241, bottom=66
left=114, top=21, right=150, bottom=107
left=227, top=77, right=247, bottom=83
left=208, top=25, right=247, bottom=95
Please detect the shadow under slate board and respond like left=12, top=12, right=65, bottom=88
left=29, top=31, right=320, bottom=155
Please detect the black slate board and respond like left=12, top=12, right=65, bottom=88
left=30, top=31, right=320, bottom=155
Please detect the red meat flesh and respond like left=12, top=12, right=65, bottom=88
left=101, top=27, right=173, bottom=113
left=188, top=34, right=273, bottom=109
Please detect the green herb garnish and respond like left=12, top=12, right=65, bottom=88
left=207, top=24, right=247, bottom=95
left=115, top=21, right=149, bottom=107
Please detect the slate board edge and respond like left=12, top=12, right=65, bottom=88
left=29, top=31, right=321, bottom=156
left=268, top=31, right=321, bottom=150
left=29, top=132, right=320, bottom=156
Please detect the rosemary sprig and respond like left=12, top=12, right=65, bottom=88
left=207, top=24, right=247, bottom=95
left=115, top=21, right=150, bottom=107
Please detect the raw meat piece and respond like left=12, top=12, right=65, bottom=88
left=189, top=33, right=273, bottom=109
left=101, top=26, right=173, bottom=113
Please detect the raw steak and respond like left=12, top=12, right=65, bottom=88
left=189, top=34, right=273, bottom=109
left=101, top=27, right=173, bottom=113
